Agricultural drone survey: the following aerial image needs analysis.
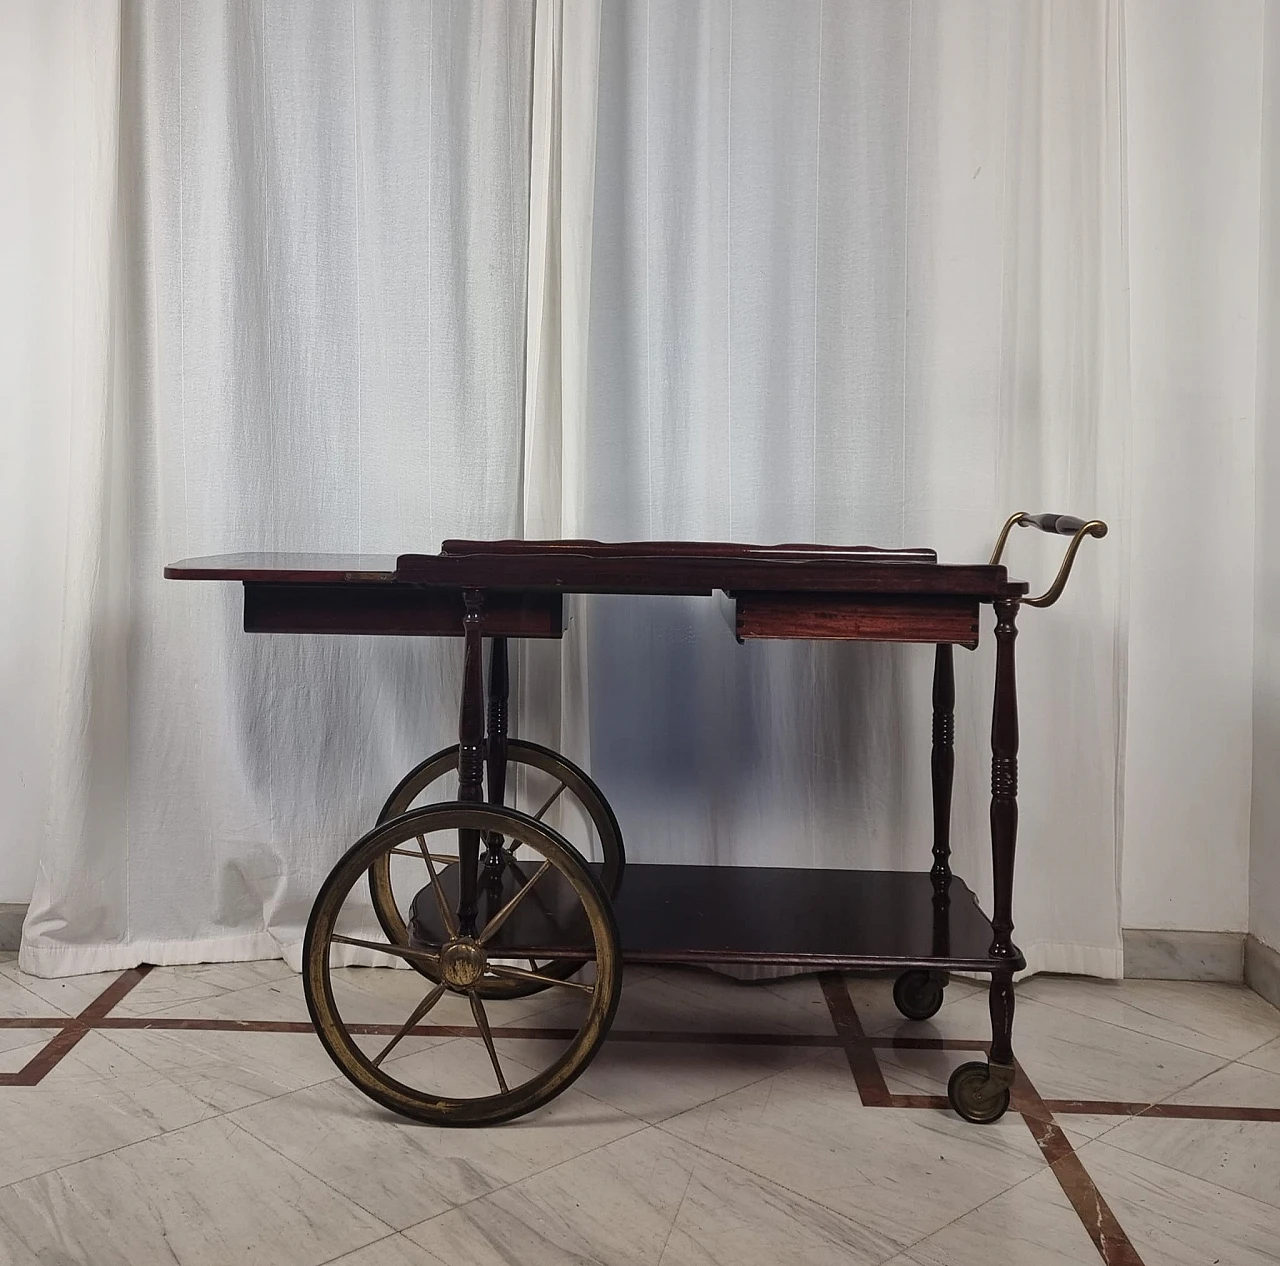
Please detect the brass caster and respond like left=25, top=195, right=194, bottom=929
left=947, top=1060, right=1013, bottom=1124
left=892, top=969, right=946, bottom=1021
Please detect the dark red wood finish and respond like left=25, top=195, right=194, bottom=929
left=407, top=861, right=1021, bottom=973
left=931, top=644, right=956, bottom=890
left=735, top=593, right=979, bottom=646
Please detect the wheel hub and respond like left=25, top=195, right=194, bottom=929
left=439, top=937, right=487, bottom=988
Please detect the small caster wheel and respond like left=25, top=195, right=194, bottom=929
left=947, top=1060, right=1012, bottom=1124
left=892, top=969, right=945, bottom=1021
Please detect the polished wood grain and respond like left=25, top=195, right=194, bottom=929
left=931, top=644, right=956, bottom=890
left=455, top=591, right=486, bottom=936
left=408, top=862, right=1021, bottom=973
left=168, top=547, right=1025, bottom=599
left=165, top=553, right=397, bottom=582
left=396, top=548, right=1025, bottom=598
left=733, top=593, right=980, bottom=645
left=441, top=538, right=939, bottom=562
left=988, top=596, right=1021, bottom=1068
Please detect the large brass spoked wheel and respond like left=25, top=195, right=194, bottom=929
left=369, top=740, right=624, bottom=1000
left=304, top=803, right=621, bottom=1126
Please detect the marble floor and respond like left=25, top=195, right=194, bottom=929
left=0, top=954, right=1277, bottom=1265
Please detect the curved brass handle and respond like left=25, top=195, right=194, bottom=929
left=989, top=512, right=1108, bottom=609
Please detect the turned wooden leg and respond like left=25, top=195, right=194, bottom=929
left=988, top=597, right=1020, bottom=1066
left=456, top=590, right=486, bottom=937
left=930, top=643, right=955, bottom=892
left=486, top=637, right=510, bottom=809
left=483, top=637, right=511, bottom=890
left=989, top=970, right=1015, bottom=1067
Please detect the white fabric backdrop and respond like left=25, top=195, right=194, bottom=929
left=3, top=0, right=1219, bottom=979
left=569, top=0, right=1127, bottom=976
left=17, top=0, right=536, bottom=974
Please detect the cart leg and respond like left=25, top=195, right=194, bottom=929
left=986, top=598, right=1020, bottom=1079
left=456, top=590, right=486, bottom=936
left=929, top=642, right=955, bottom=967
left=947, top=599, right=1020, bottom=1124
left=483, top=637, right=510, bottom=885
left=930, top=643, right=955, bottom=892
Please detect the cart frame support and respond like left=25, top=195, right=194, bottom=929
left=988, top=597, right=1020, bottom=1068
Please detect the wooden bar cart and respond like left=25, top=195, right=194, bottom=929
left=165, top=511, right=1105, bottom=1127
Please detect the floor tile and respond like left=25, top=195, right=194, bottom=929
left=877, top=991, right=1227, bottom=1105
left=403, top=1126, right=904, bottom=1266
left=0, top=1033, right=212, bottom=1188
left=897, top=1167, right=1101, bottom=1265
left=0, top=968, right=122, bottom=1017
left=1163, top=1058, right=1280, bottom=1108
left=230, top=1041, right=643, bottom=1229
left=1050, top=1112, right=1131, bottom=1146
left=1016, top=975, right=1280, bottom=1060
left=0, top=974, right=71, bottom=1055
left=0, top=1115, right=390, bottom=1266
left=113, top=959, right=297, bottom=1015
left=1099, top=1114, right=1280, bottom=1209
left=102, top=1026, right=343, bottom=1113
left=0, top=1037, right=50, bottom=1076
left=324, top=1236, right=437, bottom=1266
left=1080, top=1137, right=1280, bottom=1265
left=541, top=965, right=835, bottom=1038
left=499, top=1030, right=825, bottom=1123
left=1241, top=1033, right=1280, bottom=1074
left=661, top=1052, right=1046, bottom=1250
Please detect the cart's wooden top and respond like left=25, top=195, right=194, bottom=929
left=166, top=540, right=1027, bottom=599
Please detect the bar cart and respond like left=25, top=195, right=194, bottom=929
left=165, top=511, right=1106, bottom=1126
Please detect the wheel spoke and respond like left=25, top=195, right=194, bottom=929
left=532, top=780, right=568, bottom=822
left=477, top=859, right=551, bottom=945
left=330, top=934, right=440, bottom=969
left=486, top=962, right=594, bottom=993
left=467, top=991, right=508, bottom=1093
left=417, top=835, right=458, bottom=937
left=371, top=982, right=448, bottom=1067
left=389, top=847, right=458, bottom=863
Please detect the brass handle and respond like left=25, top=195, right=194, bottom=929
left=989, top=512, right=1108, bottom=609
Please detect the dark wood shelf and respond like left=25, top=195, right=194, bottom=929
left=612, top=865, right=1016, bottom=972
left=408, top=863, right=1021, bottom=975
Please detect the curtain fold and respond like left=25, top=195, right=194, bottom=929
left=8, top=0, right=1154, bottom=978
left=570, top=0, right=1128, bottom=976
left=22, top=0, right=536, bottom=975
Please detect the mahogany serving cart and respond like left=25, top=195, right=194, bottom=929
left=165, top=511, right=1105, bottom=1126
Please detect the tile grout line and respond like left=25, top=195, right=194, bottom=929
left=975, top=985, right=1278, bottom=1065
left=820, top=973, right=1148, bottom=1266
left=1013, top=1064, right=1146, bottom=1266
left=1072, top=1123, right=1280, bottom=1218
left=3, top=967, right=155, bottom=1086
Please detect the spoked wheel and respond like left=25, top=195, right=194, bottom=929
left=369, top=740, right=624, bottom=999
left=892, top=969, right=947, bottom=1021
left=947, top=1060, right=1013, bottom=1124
left=304, top=803, right=621, bottom=1126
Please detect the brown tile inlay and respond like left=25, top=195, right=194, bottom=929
left=1016, top=1064, right=1146, bottom=1266
left=6, top=962, right=1280, bottom=1266
left=0, top=965, right=153, bottom=1087
left=818, top=972, right=892, bottom=1106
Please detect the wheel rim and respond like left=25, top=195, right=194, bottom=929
left=305, top=804, right=621, bottom=1126
left=368, top=741, right=624, bottom=998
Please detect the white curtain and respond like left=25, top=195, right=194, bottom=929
left=568, top=0, right=1127, bottom=976
left=17, top=0, right=535, bottom=974
left=0, top=0, right=1184, bottom=979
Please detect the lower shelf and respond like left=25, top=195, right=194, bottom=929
left=613, top=865, right=1018, bottom=972
left=408, top=860, right=1023, bottom=975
